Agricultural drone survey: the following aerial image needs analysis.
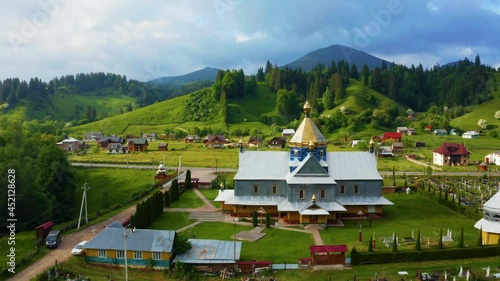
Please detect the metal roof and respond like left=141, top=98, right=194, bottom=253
left=83, top=224, right=175, bottom=253
left=483, top=191, right=500, bottom=212
left=234, top=152, right=289, bottom=180
left=214, top=189, right=235, bottom=202
left=335, top=196, right=394, bottom=206
left=289, top=116, right=328, bottom=146
left=173, top=239, right=242, bottom=264
left=235, top=151, right=381, bottom=181
left=474, top=218, right=500, bottom=234
left=310, top=245, right=347, bottom=253
left=225, top=195, right=285, bottom=206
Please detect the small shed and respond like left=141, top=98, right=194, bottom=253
left=35, top=221, right=55, bottom=242
left=310, top=245, right=347, bottom=266
left=158, top=143, right=168, bottom=151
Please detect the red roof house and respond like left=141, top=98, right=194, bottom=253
left=382, top=132, right=402, bottom=142
left=432, top=142, right=470, bottom=166
left=204, top=135, right=228, bottom=148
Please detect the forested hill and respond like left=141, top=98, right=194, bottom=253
left=284, top=44, right=392, bottom=71
left=149, top=67, right=219, bottom=85
left=0, top=72, right=211, bottom=124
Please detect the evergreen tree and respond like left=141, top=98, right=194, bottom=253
left=322, top=87, right=334, bottom=110
left=185, top=169, right=192, bottom=189
left=350, top=64, right=359, bottom=79
left=171, top=179, right=179, bottom=202
left=256, top=67, right=265, bottom=82
left=332, top=72, right=345, bottom=104
left=164, top=190, right=171, bottom=207
left=360, top=64, right=370, bottom=86
left=265, top=213, right=271, bottom=228
left=438, top=229, right=443, bottom=249
left=252, top=211, right=258, bottom=227
left=392, top=166, right=396, bottom=186
left=477, top=227, right=483, bottom=247
left=392, top=233, right=398, bottom=252
left=369, top=67, right=383, bottom=92
left=415, top=229, right=421, bottom=251
left=458, top=226, right=464, bottom=248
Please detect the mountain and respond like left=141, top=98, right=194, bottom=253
left=149, top=67, right=219, bottom=85
left=284, top=44, right=392, bottom=71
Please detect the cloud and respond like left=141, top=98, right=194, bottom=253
left=1, top=0, right=500, bottom=81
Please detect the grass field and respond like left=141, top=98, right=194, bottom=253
left=169, top=188, right=205, bottom=208
left=197, top=189, right=220, bottom=208
left=73, top=167, right=157, bottom=215
left=150, top=212, right=194, bottom=231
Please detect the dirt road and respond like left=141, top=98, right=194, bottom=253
left=8, top=205, right=136, bottom=281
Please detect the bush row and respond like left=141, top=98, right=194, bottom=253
left=351, top=245, right=500, bottom=265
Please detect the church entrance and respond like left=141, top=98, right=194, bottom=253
left=310, top=215, right=318, bottom=224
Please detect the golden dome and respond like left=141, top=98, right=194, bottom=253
left=312, top=194, right=316, bottom=202
left=369, top=137, right=375, bottom=145
left=289, top=115, right=328, bottom=147
left=303, top=101, right=312, bottom=113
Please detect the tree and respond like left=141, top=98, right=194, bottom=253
left=265, top=213, right=271, bottom=228
left=438, top=229, right=443, bottom=249
left=322, top=87, right=334, bottom=110
left=477, top=227, right=483, bottom=247
left=252, top=211, right=258, bottom=227
left=392, top=233, right=398, bottom=252
left=173, top=232, right=193, bottom=256
left=360, top=64, right=370, bottom=86
left=415, top=229, right=421, bottom=251
left=392, top=166, right=396, bottom=186
left=478, top=119, right=487, bottom=129
left=164, top=190, right=171, bottom=207
left=170, top=179, right=179, bottom=202
left=368, top=235, right=373, bottom=252
left=185, top=169, right=192, bottom=189
left=458, top=226, right=464, bottom=248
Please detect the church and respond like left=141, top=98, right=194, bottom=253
left=215, top=101, right=393, bottom=224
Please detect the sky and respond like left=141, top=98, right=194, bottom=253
left=1, top=0, right=500, bottom=82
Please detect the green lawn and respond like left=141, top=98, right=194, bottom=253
left=190, top=222, right=253, bottom=240
left=169, top=188, right=205, bottom=208
left=197, top=189, right=220, bottom=208
left=321, top=192, right=478, bottom=253
left=150, top=212, right=194, bottom=231
left=73, top=167, right=156, bottom=215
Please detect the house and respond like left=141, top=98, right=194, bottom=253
left=463, top=131, right=480, bottom=139
left=432, top=142, right=470, bottom=166
left=56, top=137, right=82, bottom=152
left=407, top=128, right=416, bottom=135
left=143, top=133, right=157, bottom=142
left=172, top=239, right=242, bottom=272
left=378, top=146, right=393, bottom=157
left=474, top=191, right=500, bottom=245
left=99, top=136, right=124, bottom=149
left=128, top=138, right=149, bottom=152
left=158, top=143, right=168, bottom=151
left=267, top=136, right=287, bottom=149
left=396, top=127, right=408, bottom=135
left=391, top=142, right=404, bottom=155
left=107, top=143, right=126, bottom=154
left=407, top=113, right=418, bottom=120
left=84, top=132, right=104, bottom=142
left=449, top=128, right=460, bottom=136
left=204, top=135, right=228, bottom=148
left=282, top=129, right=295, bottom=137
left=424, top=125, right=433, bottom=132
left=247, top=136, right=263, bottom=148
left=83, top=222, right=175, bottom=268
left=485, top=151, right=500, bottom=165
left=433, top=129, right=448, bottom=136
left=185, top=135, right=200, bottom=143
left=382, top=132, right=402, bottom=142
left=215, top=101, right=393, bottom=224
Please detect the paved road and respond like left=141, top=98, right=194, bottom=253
left=72, top=162, right=500, bottom=177
left=8, top=205, right=136, bottom=281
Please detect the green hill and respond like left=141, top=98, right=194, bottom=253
left=450, top=73, right=500, bottom=132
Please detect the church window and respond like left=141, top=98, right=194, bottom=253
left=253, top=185, right=259, bottom=194
left=320, top=189, right=326, bottom=199
left=354, top=185, right=360, bottom=194
left=340, top=185, right=345, bottom=194
left=298, top=189, right=305, bottom=199
left=272, top=184, right=278, bottom=194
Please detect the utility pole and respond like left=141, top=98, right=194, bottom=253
left=77, top=183, right=90, bottom=228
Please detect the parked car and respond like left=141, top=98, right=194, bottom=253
left=45, top=230, right=61, bottom=248
left=71, top=240, right=88, bottom=255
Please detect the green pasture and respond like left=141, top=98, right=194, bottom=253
left=150, top=212, right=194, bottom=231
left=73, top=167, right=157, bottom=215
left=197, top=189, right=220, bottom=208
left=169, top=188, right=205, bottom=209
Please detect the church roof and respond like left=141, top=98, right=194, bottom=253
left=335, top=196, right=394, bottom=206
left=234, top=151, right=381, bottom=181
left=286, top=154, right=336, bottom=185
left=474, top=218, right=500, bottom=234
left=289, top=102, right=327, bottom=146
left=482, top=191, right=500, bottom=213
